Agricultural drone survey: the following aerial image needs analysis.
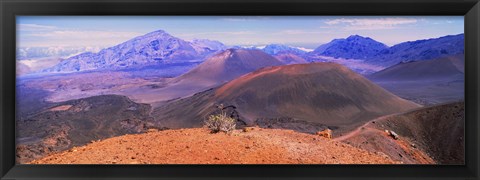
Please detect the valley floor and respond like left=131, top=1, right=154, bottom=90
left=29, top=127, right=398, bottom=164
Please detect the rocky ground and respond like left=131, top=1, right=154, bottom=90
left=16, top=95, right=155, bottom=163
left=30, top=127, right=398, bottom=164
left=337, top=101, right=464, bottom=164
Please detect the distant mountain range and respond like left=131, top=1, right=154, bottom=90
left=307, top=34, right=463, bottom=66
left=254, top=34, right=463, bottom=74
left=367, top=34, right=464, bottom=67
left=261, top=44, right=308, bottom=56
left=28, top=28, right=463, bottom=75
left=42, top=30, right=227, bottom=73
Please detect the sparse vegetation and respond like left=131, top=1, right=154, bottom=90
left=204, top=104, right=236, bottom=133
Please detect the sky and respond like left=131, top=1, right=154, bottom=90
left=17, top=16, right=463, bottom=49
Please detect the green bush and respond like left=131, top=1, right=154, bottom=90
left=204, top=104, right=236, bottom=133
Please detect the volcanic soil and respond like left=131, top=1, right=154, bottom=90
left=152, top=62, right=419, bottom=135
left=30, top=127, right=398, bottom=164
left=335, top=101, right=464, bottom=164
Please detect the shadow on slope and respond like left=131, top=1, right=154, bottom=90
left=368, top=54, right=464, bottom=105
left=338, top=102, right=464, bottom=164
left=16, top=95, right=156, bottom=163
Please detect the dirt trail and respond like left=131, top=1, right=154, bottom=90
left=333, top=111, right=436, bottom=164
left=333, top=114, right=394, bottom=141
left=30, top=127, right=399, bottom=164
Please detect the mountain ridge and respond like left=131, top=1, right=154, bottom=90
left=309, top=35, right=388, bottom=60
left=368, top=34, right=464, bottom=67
left=42, top=30, right=226, bottom=73
left=261, top=44, right=307, bottom=56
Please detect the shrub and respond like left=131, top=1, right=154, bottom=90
left=204, top=104, right=236, bottom=133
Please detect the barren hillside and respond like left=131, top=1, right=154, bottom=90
left=337, top=102, right=464, bottom=164
left=153, top=62, right=419, bottom=135
left=30, top=127, right=398, bottom=164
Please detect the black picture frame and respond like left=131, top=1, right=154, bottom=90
left=1, top=0, right=479, bottom=179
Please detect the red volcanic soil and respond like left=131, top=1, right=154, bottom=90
left=274, top=53, right=308, bottom=64
left=214, top=62, right=420, bottom=134
left=153, top=62, right=419, bottom=135
left=335, top=116, right=435, bottom=164
left=128, top=49, right=284, bottom=105
left=29, top=127, right=398, bottom=164
left=336, top=102, right=464, bottom=164
left=176, top=48, right=284, bottom=85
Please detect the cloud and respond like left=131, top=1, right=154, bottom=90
left=275, top=30, right=325, bottom=35
left=224, top=31, right=255, bottom=35
left=296, top=47, right=314, bottom=52
left=324, top=17, right=418, bottom=30
left=17, top=24, right=57, bottom=31
left=19, top=30, right=143, bottom=47
left=178, top=31, right=255, bottom=37
left=19, top=58, right=63, bottom=72
left=28, top=30, right=142, bottom=39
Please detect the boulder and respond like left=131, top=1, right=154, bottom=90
left=316, top=129, right=333, bottom=139
left=385, top=130, right=399, bottom=140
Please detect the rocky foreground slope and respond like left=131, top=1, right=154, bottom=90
left=30, top=128, right=398, bottom=164
left=337, top=101, right=464, bottom=164
left=16, top=95, right=154, bottom=164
